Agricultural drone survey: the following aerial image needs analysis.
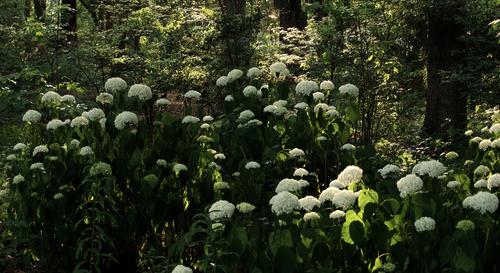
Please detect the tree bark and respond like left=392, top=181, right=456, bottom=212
left=274, top=0, right=307, bottom=30
left=61, top=0, right=78, bottom=46
left=423, top=0, right=466, bottom=135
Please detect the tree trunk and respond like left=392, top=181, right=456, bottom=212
left=61, top=0, right=78, bottom=46
left=423, top=0, right=466, bottom=135
left=274, top=0, right=307, bottom=30
left=33, top=0, right=46, bottom=21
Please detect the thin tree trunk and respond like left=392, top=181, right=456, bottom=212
left=274, top=0, right=307, bottom=30
left=61, top=0, right=78, bottom=46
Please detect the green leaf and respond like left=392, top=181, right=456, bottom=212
left=453, top=247, right=475, bottom=273
left=269, top=229, right=293, bottom=254
left=275, top=246, right=296, bottom=273
left=349, top=221, right=366, bottom=246
left=358, top=189, right=379, bottom=210
left=371, top=256, right=383, bottom=272
left=382, top=198, right=400, bottom=215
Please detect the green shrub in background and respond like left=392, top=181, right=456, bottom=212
left=2, top=63, right=499, bottom=273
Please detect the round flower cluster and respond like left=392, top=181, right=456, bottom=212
left=293, top=168, right=309, bottom=177
left=182, top=115, right=200, bottom=124
left=289, top=148, right=305, bottom=158
left=89, top=162, right=112, bottom=176
left=173, top=163, right=188, bottom=172
left=13, top=174, right=25, bottom=184
left=32, top=145, right=48, bottom=157
left=156, top=159, right=168, bottom=167
left=299, top=196, right=320, bottom=211
left=331, top=189, right=357, bottom=210
left=13, top=143, right=27, bottom=151
left=313, top=103, right=329, bottom=114
left=128, top=84, right=152, bottom=101
left=227, top=69, right=244, bottom=82
left=456, top=219, right=475, bottom=232
left=213, top=181, right=230, bottom=191
left=412, top=160, right=445, bottom=178
left=478, top=139, right=492, bottom=150
left=445, top=151, right=459, bottom=160
left=61, top=94, right=76, bottom=103
left=320, top=80, right=334, bottom=90
left=339, top=83, right=359, bottom=96
left=47, top=119, right=65, bottom=130
left=224, top=95, right=234, bottom=102
left=396, top=174, right=423, bottom=198
left=264, top=103, right=286, bottom=116
left=275, top=178, right=301, bottom=193
left=30, top=162, right=44, bottom=171
left=236, top=202, right=256, bottom=213
left=70, top=116, right=89, bottom=128
left=184, top=90, right=201, bottom=100
left=6, top=154, right=16, bottom=161
left=341, top=143, right=356, bottom=151
left=492, top=138, right=500, bottom=148
left=414, top=216, right=436, bottom=232
left=329, top=210, right=345, bottom=219
left=303, top=212, right=320, bottom=222
left=105, top=77, right=127, bottom=93
left=470, top=136, right=482, bottom=144
left=83, top=108, right=105, bottom=122
left=329, top=179, right=345, bottom=189
left=270, top=62, right=290, bottom=78
left=247, top=67, right=261, bottom=78
left=155, top=98, right=170, bottom=106
left=337, top=165, right=363, bottom=187
left=245, top=161, right=260, bottom=170
left=378, top=164, right=400, bottom=178
left=79, top=146, right=93, bottom=156
left=209, top=200, right=235, bottom=221
left=487, top=173, right=500, bottom=190
left=474, top=165, right=490, bottom=177
left=243, top=85, right=261, bottom=97
left=172, top=265, right=193, bottom=273
left=462, top=191, right=499, bottom=214
left=23, top=110, right=42, bottom=123
left=41, top=91, right=62, bottom=105
left=464, top=130, right=473, bottom=136
left=473, top=179, right=487, bottom=189
left=319, top=187, right=340, bottom=203
left=216, top=76, right=229, bottom=87
left=446, top=181, right=461, bottom=189
left=295, top=80, right=319, bottom=96
left=294, top=102, right=308, bottom=110
left=490, top=123, right=500, bottom=134
left=269, top=191, right=300, bottom=216
left=238, top=110, right=255, bottom=123
left=96, top=92, right=114, bottom=105
left=114, top=111, right=138, bottom=130
left=312, top=92, right=325, bottom=101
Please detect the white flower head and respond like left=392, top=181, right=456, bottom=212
left=70, top=116, right=89, bottom=128
left=128, top=84, right=152, bottom=101
left=445, top=151, right=459, bottom=160
left=330, top=210, right=345, bottom=219
left=83, top=108, right=105, bottom=122
left=378, top=164, right=400, bottom=178
left=474, top=165, right=490, bottom=177
left=105, top=77, right=127, bottom=93
left=464, top=130, right=473, bottom=136
left=289, top=148, right=305, bottom=158
left=184, top=90, right=201, bottom=100
left=182, top=115, right=200, bottom=124
left=294, top=102, right=309, bottom=110
left=6, top=154, right=16, bottom=161
left=227, top=69, right=244, bottom=82
left=156, top=159, right=168, bottom=167
left=200, top=123, right=210, bottom=129
left=173, top=163, right=188, bottom=173
left=22, top=110, right=42, bottom=123
left=299, top=196, right=320, bottom=211
left=479, top=139, right=492, bottom=150
left=13, top=174, right=25, bottom=184
left=224, top=95, right=234, bottom=102
left=412, top=160, right=445, bottom=178
left=202, top=115, right=214, bottom=122
left=320, top=80, right=334, bottom=90
left=339, top=83, right=359, bottom=96
left=312, top=92, right=325, bottom=101
left=474, top=179, right=488, bottom=189
left=487, top=173, right=500, bottom=190
left=245, top=161, right=260, bottom=170
left=46, top=119, right=65, bottom=130
left=341, top=143, right=356, bottom=151
left=30, top=162, right=44, bottom=171
left=214, top=181, right=230, bottom=191
left=414, top=217, right=436, bottom=232
left=489, top=123, right=500, bottom=135
left=61, top=94, right=76, bottom=103
left=13, top=143, right=27, bottom=151
left=264, top=105, right=286, bottom=116
left=247, top=67, right=261, bottom=78
left=243, top=85, right=261, bottom=97
left=270, top=62, right=288, bottom=77
left=236, top=202, right=256, bottom=213
left=155, top=98, right=170, bottom=106
left=214, top=153, right=225, bottom=160
left=89, top=162, right=112, bottom=176
left=329, top=179, right=346, bottom=189
left=275, top=178, right=301, bottom=193
left=446, top=181, right=461, bottom=189
left=456, top=220, right=475, bottom=232
left=396, top=174, right=423, bottom=198
left=41, top=91, right=62, bottom=105
left=337, top=165, right=363, bottom=187
left=79, top=146, right=93, bottom=156
left=238, top=110, right=255, bottom=123
left=331, top=189, right=357, bottom=210
left=269, top=191, right=300, bottom=216
left=114, top=111, right=138, bottom=130
left=293, top=168, right=309, bottom=177
left=491, top=138, right=500, bottom=148
left=96, top=92, right=114, bottom=105
left=319, top=187, right=340, bottom=203
left=463, top=191, right=499, bottom=214
left=32, top=145, right=48, bottom=157
left=216, top=76, right=229, bottom=87
left=295, top=80, right=319, bottom=96
left=172, top=264, right=193, bottom=273
left=314, top=103, right=329, bottom=114
left=209, top=200, right=235, bottom=221
left=470, top=136, right=482, bottom=144
left=303, top=211, right=320, bottom=222
left=317, top=136, right=327, bottom=142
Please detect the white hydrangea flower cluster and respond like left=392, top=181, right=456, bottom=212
left=245, top=161, right=260, bottom=170
left=13, top=143, right=27, bottom=151
left=269, top=191, right=300, bottom=216
left=299, top=196, right=320, bottom=211
left=156, top=159, right=168, bottom=167
left=470, top=136, right=482, bottom=144
left=70, top=116, right=89, bottom=128
left=462, top=191, right=498, bottom=214
left=227, top=69, right=244, bottom=83
left=445, top=151, right=459, bottom=160
left=83, top=108, right=105, bottom=122
left=294, top=102, right=308, bottom=110
left=320, top=80, right=334, bottom=90
left=289, top=148, right=305, bottom=158
left=303, top=212, right=320, bottom=222
left=173, top=163, right=188, bottom=172
left=378, top=164, right=400, bottom=178
left=264, top=101, right=287, bottom=116
left=295, top=80, right=319, bottom=96
left=237, top=110, right=255, bottom=123
left=446, top=181, right=461, bottom=189
left=319, top=187, right=340, bottom=203
left=41, top=91, right=62, bottom=105
left=490, top=123, right=500, bottom=134
left=396, top=174, right=423, bottom=198
left=312, top=92, right=325, bottom=101
left=105, top=77, right=127, bottom=93
left=269, top=62, right=290, bottom=79
left=478, top=139, right=492, bottom=150
left=89, top=162, right=112, bottom=176
left=236, top=202, right=256, bottom=213
left=275, top=178, right=303, bottom=193
left=474, top=165, right=490, bottom=177
left=331, top=189, right=357, bottom=210
left=414, top=216, right=436, bottom=232
left=128, top=84, right=152, bottom=101
left=492, top=138, right=500, bottom=148
left=23, top=110, right=42, bottom=123
left=216, top=76, right=229, bottom=87
left=337, top=165, right=363, bottom=187
left=79, top=146, right=93, bottom=156
left=155, top=98, right=170, bottom=106
left=32, top=145, right=48, bottom=157
left=243, top=85, right=262, bottom=97
left=247, top=67, right=261, bottom=78
left=13, top=174, right=25, bottom=184
left=329, top=210, right=345, bottom=219
left=184, top=90, right=201, bottom=100
left=411, top=160, right=445, bottom=178
left=474, top=179, right=487, bottom=189
left=224, top=94, right=234, bottom=102
left=209, top=200, right=235, bottom=221
left=182, top=115, right=200, bottom=124
left=487, top=173, right=500, bottom=190
left=30, top=162, right=44, bottom=170
left=338, top=83, right=359, bottom=97
left=293, top=168, right=309, bottom=177
left=61, top=94, right=76, bottom=103
left=96, top=92, right=114, bottom=105
left=172, top=264, right=193, bottom=273
left=329, top=179, right=345, bottom=189
left=456, top=220, right=475, bottom=232
left=214, top=181, right=230, bottom=191
left=114, top=111, right=138, bottom=130
left=341, top=143, right=356, bottom=151
left=46, top=119, right=65, bottom=130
